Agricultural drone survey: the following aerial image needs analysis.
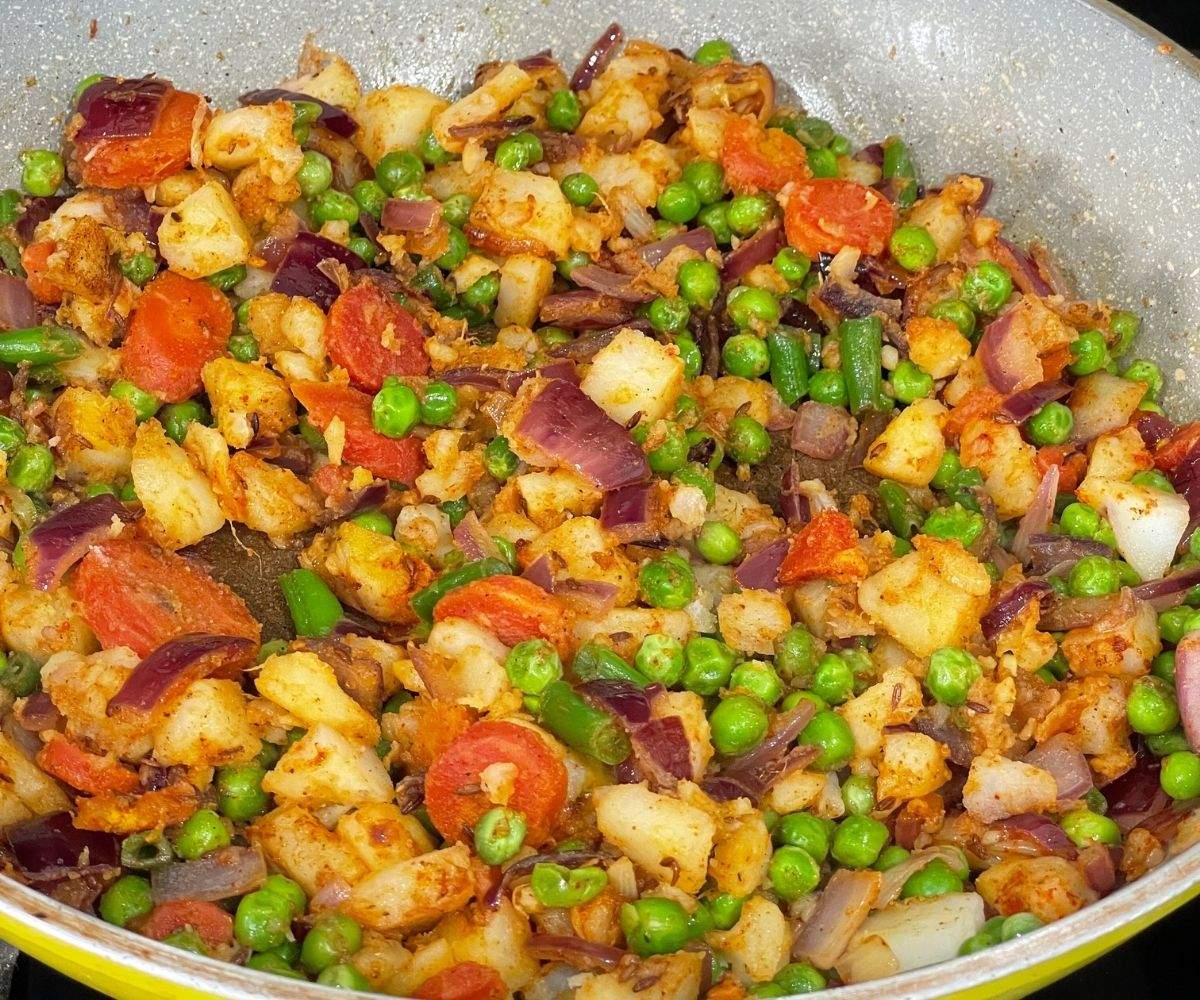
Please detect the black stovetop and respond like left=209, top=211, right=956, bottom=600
left=6, top=1, right=1198, bottom=997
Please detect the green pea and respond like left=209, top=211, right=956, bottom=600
left=1126, top=676, right=1180, bottom=736
left=900, top=858, right=963, bottom=899
left=890, top=359, right=933, bottom=403
left=296, top=150, right=333, bottom=198
left=473, top=806, right=527, bottom=865
left=806, top=145, right=838, bottom=179
left=676, top=258, right=720, bottom=310
left=1161, top=750, right=1200, bottom=800
left=774, top=963, right=826, bottom=994
left=775, top=625, right=816, bottom=682
left=1147, top=729, right=1190, bottom=757
left=1152, top=650, right=1177, bottom=685
left=530, top=862, right=608, bottom=907
left=462, top=272, right=500, bottom=312
left=630, top=634, right=682, bottom=687
left=774, top=812, right=832, bottom=861
left=560, top=171, right=598, bottom=207
left=216, top=763, right=270, bottom=821
left=1067, top=555, right=1120, bottom=598
left=707, top=892, right=743, bottom=931
left=99, top=874, right=153, bottom=928
left=371, top=376, right=419, bottom=438
left=889, top=224, right=937, bottom=271
left=831, top=814, right=889, bottom=869
left=729, top=660, right=782, bottom=705
left=656, top=181, right=702, bottom=224
left=922, top=503, right=984, bottom=548
left=1059, top=501, right=1101, bottom=539
left=7, top=444, right=54, bottom=493
left=1158, top=606, right=1197, bottom=646
left=300, top=912, right=363, bottom=975
left=769, top=845, right=820, bottom=900
left=316, top=964, right=372, bottom=990
left=929, top=298, right=976, bottom=340
left=639, top=553, right=695, bottom=610
left=247, top=952, right=304, bottom=978
left=726, top=414, right=771, bottom=465
left=960, top=261, right=1012, bottom=313
left=119, top=252, right=157, bottom=287
left=228, top=332, right=259, bottom=363
left=20, top=150, right=64, bottom=197
left=772, top=247, right=812, bottom=287
left=999, top=912, right=1044, bottom=942
left=693, top=38, right=734, bottom=66
left=697, top=201, right=733, bottom=245
left=546, top=89, right=582, bottom=132
left=505, top=638, right=562, bottom=695
left=162, top=928, right=208, bottom=955
left=376, top=150, right=425, bottom=194
left=440, top=193, right=473, bottom=229
left=1026, top=401, right=1074, bottom=446
left=808, top=369, right=848, bottom=407
left=727, top=194, right=772, bottom=236
left=1130, top=469, right=1173, bottom=494
left=310, top=189, right=359, bottom=226
left=1068, top=329, right=1110, bottom=376
left=680, top=160, right=725, bottom=206
left=925, top=646, right=982, bottom=707
left=620, top=897, right=691, bottom=956
left=1109, top=310, right=1140, bottom=358
left=875, top=845, right=911, bottom=871
left=722, top=333, right=770, bottom=378
left=110, top=379, right=159, bottom=422
left=434, top=227, right=469, bottom=271
left=841, top=774, right=876, bottom=816
left=349, top=508, right=393, bottom=537
left=173, top=808, right=230, bottom=860
left=484, top=435, right=518, bottom=480
left=418, top=380, right=458, bottom=427
left=1124, top=359, right=1163, bottom=402
left=682, top=636, right=736, bottom=695
left=1059, top=809, right=1121, bottom=851
left=647, top=424, right=688, bottom=474
left=710, top=694, right=769, bottom=756
left=261, top=874, right=306, bottom=919
left=495, top=134, right=537, bottom=171
left=234, top=889, right=293, bottom=951
left=801, top=710, right=854, bottom=771
left=418, top=129, right=453, bottom=166
left=810, top=652, right=854, bottom=706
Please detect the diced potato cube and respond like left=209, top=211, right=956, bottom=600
left=433, top=64, right=534, bottom=152
left=354, top=85, right=449, bottom=165
left=580, top=328, right=685, bottom=425
left=515, top=469, right=602, bottom=531
left=130, top=419, right=224, bottom=550
left=344, top=844, right=475, bottom=932
left=959, top=418, right=1041, bottom=518
left=1, top=585, right=96, bottom=665
left=249, top=804, right=367, bottom=896
left=906, top=316, right=971, bottom=380
left=840, top=893, right=984, bottom=981
left=153, top=679, right=261, bottom=767
left=962, top=751, right=1058, bottom=824
left=336, top=803, right=435, bottom=869
left=572, top=608, right=693, bottom=650
left=1061, top=592, right=1159, bottom=679
left=709, top=812, right=771, bottom=896
left=525, top=517, right=637, bottom=606
left=157, top=180, right=251, bottom=279
left=257, top=651, right=380, bottom=744
left=494, top=254, right=555, bottom=329
left=51, top=387, right=136, bottom=484
left=876, top=731, right=950, bottom=802
left=593, top=783, right=715, bottom=892
left=575, top=952, right=704, bottom=1000
left=708, top=895, right=791, bottom=982
left=423, top=618, right=512, bottom=711
left=40, top=648, right=143, bottom=758
left=203, top=103, right=303, bottom=184
left=840, top=668, right=924, bottom=765
left=717, top=590, right=791, bottom=656
left=415, top=429, right=486, bottom=503
left=765, top=769, right=828, bottom=814
left=857, top=537, right=991, bottom=657
left=229, top=452, right=319, bottom=544
left=202, top=357, right=296, bottom=449
left=974, top=857, right=1096, bottom=923
left=468, top=169, right=572, bottom=259
left=862, top=398, right=947, bottom=487
left=0, top=732, right=71, bottom=815
left=262, top=724, right=393, bottom=807
left=428, top=900, right=541, bottom=992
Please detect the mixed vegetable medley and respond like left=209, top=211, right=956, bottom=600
left=0, top=20, right=1199, bottom=998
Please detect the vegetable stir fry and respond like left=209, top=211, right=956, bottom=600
left=0, top=22, right=1196, bottom=997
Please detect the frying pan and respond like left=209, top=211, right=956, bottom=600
left=1, top=0, right=1199, bottom=996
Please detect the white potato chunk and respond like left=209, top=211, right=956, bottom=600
left=344, top=844, right=475, bottom=932
left=494, top=254, right=555, bottom=329
left=0, top=732, right=71, bottom=814
left=575, top=952, right=704, bottom=1000
left=354, top=85, right=449, bottom=165
left=130, top=420, right=224, bottom=550
left=975, top=857, right=1096, bottom=923
left=1, top=586, right=96, bottom=665
left=906, top=316, right=971, bottom=380
left=262, top=724, right=392, bottom=807
left=202, top=357, right=296, bottom=449
left=203, top=103, right=303, bottom=184
left=593, top=782, right=715, bottom=892
left=840, top=668, right=925, bottom=766
left=250, top=804, right=367, bottom=896
left=525, top=516, right=637, bottom=606
left=51, top=387, right=136, bottom=484
left=717, top=590, right=791, bottom=656
left=433, top=64, right=534, bottom=153
left=876, top=731, right=951, bottom=802
left=336, top=803, right=435, bottom=870
left=959, top=418, right=1041, bottom=518
left=157, top=181, right=251, bottom=279
left=708, top=895, right=791, bottom=982
left=469, top=169, right=572, bottom=259
left=256, top=651, right=380, bottom=744
left=583, top=329, right=685, bottom=426
left=153, top=679, right=261, bottom=767
left=962, top=751, right=1058, bottom=824
left=862, top=398, right=947, bottom=487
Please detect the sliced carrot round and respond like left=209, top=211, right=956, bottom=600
left=433, top=575, right=574, bottom=657
left=327, top=282, right=429, bottom=392
left=783, top=178, right=896, bottom=258
left=121, top=270, right=232, bottom=403
left=140, top=899, right=233, bottom=949
left=425, top=720, right=566, bottom=846
left=72, top=535, right=260, bottom=658
left=292, top=381, right=426, bottom=485
left=415, top=962, right=507, bottom=1000
left=36, top=734, right=139, bottom=795
left=78, top=89, right=206, bottom=190
left=721, top=115, right=811, bottom=194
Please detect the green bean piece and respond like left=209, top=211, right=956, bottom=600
left=537, top=680, right=631, bottom=765
left=572, top=643, right=651, bottom=687
left=0, top=325, right=84, bottom=366
left=278, top=568, right=343, bottom=638
left=838, top=315, right=884, bottom=414
left=877, top=480, right=924, bottom=540
left=409, top=556, right=510, bottom=623
left=767, top=328, right=809, bottom=406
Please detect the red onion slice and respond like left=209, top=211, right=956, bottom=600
left=539, top=290, right=635, bottom=330
left=991, top=812, right=1077, bottom=859
left=270, top=232, right=365, bottom=310
left=1131, top=565, right=1200, bottom=611
left=980, top=580, right=1052, bottom=643
left=528, top=935, right=625, bottom=972
left=638, top=227, right=717, bottom=268
left=107, top=634, right=257, bottom=716
left=0, top=274, right=36, bottom=331
left=150, top=846, right=267, bottom=904
left=994, top=237, right=1054, bottom=297
left=1175, top=631, right=1200, bottom=753
left=1011, top=464, right=1059, bottom=563
left=600, top=482, right=655, bottom=541
left=1038, top=591, right=1124, bottom=632
left=15, top=196, right=65, bottom=245
left=555, top=578, right=619, bottom=615
left=1079, top=843, right=1117, bottom=896
left=791, top=401, right=858, bottom=461
left=1134, top=410, right=1176, bottom=451
left=570, top=23, right=623, bottom=91
left=5, top=812, right=119, bottom=881
left=570, top=265, right=655, bottom=303
left=733, top=538, right=789, bottom=593
left=792, top=869, right=880, bottom=969
left=380, top=197, right=442, bottom=232
left=978, top=309, right=1040, bottom=393
left=1000, top=380, right=1072, bottom=424
left=521, top=555, right=555, bottom=593
left=75, top=76, right=172, bottom=142
left=452, top=510, right=502, bottom=562
left=25, top=494, right=136, bottom=591
left=1026, top=533, right=1113, bottom=576
left=722, top=222, right=784, bottom=283
left=1023, top=734, right=1093, bottom=800
left=239, top=87, right=357, bottom=137
left=704, top=701, right=817, bottom=802
left=514, top=378, right=648, bottom=490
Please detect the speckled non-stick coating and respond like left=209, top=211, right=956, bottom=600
left=0, top=1, right=1199, bottom=997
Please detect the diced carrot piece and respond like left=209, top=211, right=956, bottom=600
left=74, top=782, right=198, bottom=835
left=1155, top=421, right=1200, bottom=472
left=432, top=574, right=574, bottom=656
left=943, top=386, right=1005, bottom=440
left=783, top=178, right=896, bottom=258
left=1036, top=445, right=1087, bottom=494
left=721, top=115, right=811, bottom=194
left=415, top=963, right=507, bottom=1000
left=36, top=734, right=140, bottom=795
left=77, top=89, right=206, bottom=190
left=21, top=240, right=60, bottom=305
left=327, top=282, right=428, bottom=392
left=778, top=509, right=869, bottom=584
left=140, top=899, right=234, bottom=949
